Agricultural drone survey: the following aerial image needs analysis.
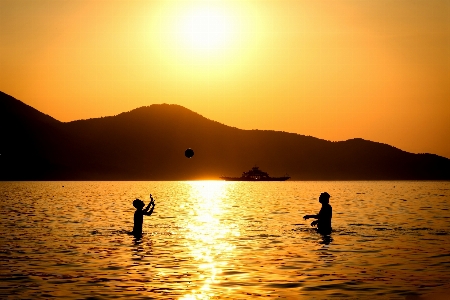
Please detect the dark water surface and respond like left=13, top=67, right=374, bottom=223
left=1, top=181, right=449, bottom=299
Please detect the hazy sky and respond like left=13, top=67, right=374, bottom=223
left=1, top=0, right=449, bottom=158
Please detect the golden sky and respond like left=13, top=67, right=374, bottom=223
left=1, top=0, right=449, bottom=158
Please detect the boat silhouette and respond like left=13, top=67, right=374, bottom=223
left=220, top=166, right=290, bottom=181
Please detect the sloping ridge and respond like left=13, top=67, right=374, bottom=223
left=1, top=92, right=449, bottom=180
left=0, top=92, right=67, bottom=179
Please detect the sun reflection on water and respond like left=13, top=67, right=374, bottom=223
left=180, top=181, right=238, bottom=299
left=2, top=182, right=450, bottom=298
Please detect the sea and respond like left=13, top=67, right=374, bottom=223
left=1, top=181, right=449, bottom=299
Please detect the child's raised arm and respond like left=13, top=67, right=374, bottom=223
left=143, top=194, right=155, bottom=213
left=144, top=202, right=155, bottom=216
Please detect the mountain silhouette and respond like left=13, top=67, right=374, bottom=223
left=1, top=91, right=449, bottom=180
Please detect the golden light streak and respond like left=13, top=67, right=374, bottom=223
left=180, top=181, right=238, bottom=299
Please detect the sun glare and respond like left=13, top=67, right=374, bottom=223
left=152, top=0, right=253, bottom=60
left=146, top=0, right=263, bottom=81
left=177, top=6, right=233, bottom=53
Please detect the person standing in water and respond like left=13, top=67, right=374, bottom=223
left=303, top=192, right=332, bottom=235
left=132, top=194, right=155, bottom=236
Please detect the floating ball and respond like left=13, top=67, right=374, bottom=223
left=185, top=148, right=194, bottom=158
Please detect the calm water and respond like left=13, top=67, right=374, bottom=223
left=1, top=181, right=449, bottom=299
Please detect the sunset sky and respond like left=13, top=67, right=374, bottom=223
left=1, top=0, right=449, bottom=158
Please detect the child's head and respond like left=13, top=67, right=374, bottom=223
left=319, top=192, right=330, bottom=204
left=133, top=199, right=145, bottom=209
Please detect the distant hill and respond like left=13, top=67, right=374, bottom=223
left=1, top=91, right=449, bottom=180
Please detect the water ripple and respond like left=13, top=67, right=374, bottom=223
left=1, top=181, right=450, bottom=299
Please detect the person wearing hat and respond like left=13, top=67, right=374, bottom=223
left=303, top=192, right=332, bottom=235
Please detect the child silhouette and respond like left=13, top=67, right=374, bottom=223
left=303, top=192, right=332, bottom=235
left=132, top=194, right=155, bottom=236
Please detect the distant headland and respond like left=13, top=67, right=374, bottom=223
left=1, top=91, right=449, bottom=180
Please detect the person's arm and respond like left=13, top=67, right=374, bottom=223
left=143, top=194, right=154, bottom=212
left=310, top=219, right=319, bottom=226
left=143, top=202, right=155, bottom=216
left=308, top=207, right=326, bottom=226
left=303, top=214, right=318, bottom=220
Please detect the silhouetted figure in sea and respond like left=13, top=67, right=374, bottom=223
left=132, top=194, right=155, bottom=237
left=303, top=192, right=332, bottom=235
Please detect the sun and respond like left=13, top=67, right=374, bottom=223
left=146, top=0, right=263, bottom=80
left=175, top=4, right=235, bottom=55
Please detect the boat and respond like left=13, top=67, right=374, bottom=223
left=220, top=166, right=290, bottom=181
